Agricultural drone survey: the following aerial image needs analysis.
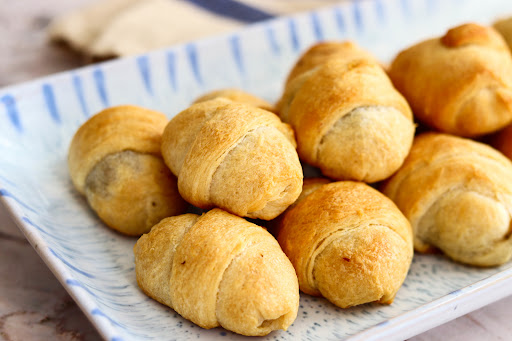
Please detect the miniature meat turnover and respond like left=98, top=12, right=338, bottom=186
left=284, top=41, right=377, bottom=86
left=382, top=133, right=512, bottom=267
left=134, top=208, right=299, bottom=336
left=193, top=88, right=274, bottom=112
left=389, top=23, right=512, bottom=137
left=277, top=180, right=413, bottom=308
left=278, top=49, right=414, bottom=183
left=68, top=105, right=188, bottom=236
left=161, top=98, right=302, bottom=220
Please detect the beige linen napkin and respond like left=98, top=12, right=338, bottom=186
left=48, top=0, right=339, bottom=58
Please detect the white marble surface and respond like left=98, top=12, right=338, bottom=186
left=1, top=1, right=512, bottom=340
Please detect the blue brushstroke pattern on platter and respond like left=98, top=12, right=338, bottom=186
left=2, top=0, right=512, bottom=340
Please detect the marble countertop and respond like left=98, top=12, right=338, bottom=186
left=1, top=1, right=512, bottom=340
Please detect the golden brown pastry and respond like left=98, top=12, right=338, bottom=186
left=161, top=98, right=302, bottom=220
left=277, top=180, right=413, bottom=308
left=193, top=88, right=274, bottom=112
left=389, top=23, right=512, bottom=137
left=382, top=132, right=512, bottom=266
left=494, top=17, right=512, bottom=51
left=68, top=105, right=187, bottom=236
left=284, top=41, right=377, bottom=86
left=134, top=208, right=299, bottom=336
left=278, top=57, right=414, bottom=183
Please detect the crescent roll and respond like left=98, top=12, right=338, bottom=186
left=382, top=133, right=512, bottom=266
left=389, top=23, right=512, bottom=137
left=494, top=17, right=512, bottom=51
left=68, top=105, right=187, bottom=236
left=134, top=208, right=299, bottom=336
left=278, top=57, right=414, bottom=183
left=161, top=98, right=302, bottom=220
left=277, top=180, right=413, bottom=308
left=193, top=88, right=274, bottom=112
left=284, top=41, right=377, bottom=86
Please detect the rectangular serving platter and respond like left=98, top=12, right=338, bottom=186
left=2, top=0, right=512, bottom=340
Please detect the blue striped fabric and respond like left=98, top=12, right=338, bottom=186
left=183, top=0, right=274, bottom=23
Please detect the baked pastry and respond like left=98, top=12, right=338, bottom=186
left=161, top=98, right=302, bottom=220
left=193, top=88, right=274, bottom=112
left=494, top=17, right=512, bottom=51
left=277, top=180, right=413, bottom=308
left=389, top=23, right=512, bottom=137
left=134, top=208, right=299, bottom=336
left=382, top=132, right=512, bottom=266
left=68, top=105, right=187, bottom=236
left=284, top=41, right=377, bottom=86
left=278, top=58, right=414, bottom=183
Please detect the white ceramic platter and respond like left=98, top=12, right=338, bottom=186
left=2, top=0, right=512, bottom=340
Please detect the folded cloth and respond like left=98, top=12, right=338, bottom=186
left=48, top=0, right=340, bottom=58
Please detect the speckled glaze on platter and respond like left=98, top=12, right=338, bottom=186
left=2, top=0, right=512, bottom=340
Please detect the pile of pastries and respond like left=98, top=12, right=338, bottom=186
left=67, top=19, right=512, bottom=336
